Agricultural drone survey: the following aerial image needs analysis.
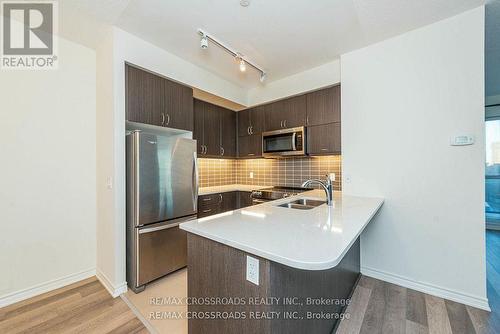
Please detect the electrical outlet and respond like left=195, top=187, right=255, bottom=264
left=246, top=256, right=259, bottom=285
left=249, top=172, right=254, bottom=179
left=106, top=176, right=113, bottom=189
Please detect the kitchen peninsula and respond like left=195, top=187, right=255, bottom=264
left=180, top=190, right=384, bottom=334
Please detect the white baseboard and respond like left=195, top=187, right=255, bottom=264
left=361, top=266, right=491, bottom=311
left=0, top=268, right=96, bottom=308
left=96, top=269, right=127, bottom=298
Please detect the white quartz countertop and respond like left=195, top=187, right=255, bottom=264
left=180, top=190, right=384, bottom=270
left=199, top=184, right=267, bottom=195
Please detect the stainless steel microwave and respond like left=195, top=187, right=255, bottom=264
left=262, top=126, right=305, bottom=157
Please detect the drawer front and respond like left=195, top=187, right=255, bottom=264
left=137, top=224, right=187, bottom=286
left=198, top=193, right=222, bottom=217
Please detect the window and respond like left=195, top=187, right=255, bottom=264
left=486, top=119, right=500, bottom=224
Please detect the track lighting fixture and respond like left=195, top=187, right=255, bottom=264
left=200, top=34, right=208, bottom=49
left=237, top=54, right=246, bottom=72
left=260, top=72, right=266, bottom=83
left=197, top=29, right=266, bottom=84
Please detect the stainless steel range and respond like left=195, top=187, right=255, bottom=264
left=250, top=186, right=308, bottom=205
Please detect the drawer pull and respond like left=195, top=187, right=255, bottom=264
left=202, top=198, right=212, bottom=201
left=202, top=209, right=212, bottom=213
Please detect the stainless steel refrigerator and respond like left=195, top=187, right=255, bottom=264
left=126, top=122, right=198, bottom=293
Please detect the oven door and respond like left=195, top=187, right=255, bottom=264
left=262, top=127, right=305, bottom=157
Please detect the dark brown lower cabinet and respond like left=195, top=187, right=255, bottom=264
left=197, top=191, right=254, bottom=218
left=187, top=234, right=360, bottom=334
left=238, top=134, right=262, bottom=158
left=237, top=191, right=253, bottom=209
left=307, top=122, right=341, bottom=155
left=221, top=191, right=237, bottom=213
left=197, top=193, right=221, bottom=218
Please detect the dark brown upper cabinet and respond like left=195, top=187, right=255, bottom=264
left=237, top=106, right=265, bottom=136
left=264, top=95, right=306, bottom=131
left=126, top=65, right=157, bottom=125
left=162, top=79, right=194, bottom=131
left=220, top=107, right=237, bottom=157
left=193, top=99, right=236, bottom=158
left=238, top=133, right=262, bottom=158
left=307, top=122, right=341, bottom=155
left=306, top=85, right=340, bottom=126
left=125, top=64, right=193, bottom=131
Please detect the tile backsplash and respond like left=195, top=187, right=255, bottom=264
left=198, top=156, right=342, bottom=191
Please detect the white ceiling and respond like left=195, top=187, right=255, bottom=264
left=61, top=0, right=485, bottom=89
left=486, top=0, right=500, bottom=98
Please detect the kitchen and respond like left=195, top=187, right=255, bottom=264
left=122, top=60, right=382, bottom=333
left=0, top=1, right=493, bottom=334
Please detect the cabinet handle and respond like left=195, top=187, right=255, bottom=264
left=202, top=198, right=212, bottom=201
left=166, top=113, right=170, bottom=125
left=202, top=209, right=212, bottom=213
left=283, top=120, right=287, bottom=128
left=306, top=116, right=309, bottom=125
left=247, top=126, right=251, bottom=135
left=250, top=126, right=253, bottom=134
left=220, top=147, right=225, bottom=156
left=280, top=120, right=283, bottom=128
left=321, top=148, right=328, bottom=151
left=204, top=145, right=207, bottom=155
left=219, top=194, right=223, bottom=204
left=161, top=113, right=165, bottom=126
left=248, top=153, right=255, bottom=156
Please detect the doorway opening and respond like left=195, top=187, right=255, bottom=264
left=486, top=118, right=500, bottom=228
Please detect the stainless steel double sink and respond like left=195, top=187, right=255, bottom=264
left=277, top=198, right=326, bottom=210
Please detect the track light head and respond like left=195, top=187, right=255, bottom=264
left=260, top=72, right=267, bottom=83
left=239, top=59, right=246, bottom=72
left=200, top=35, right=208, bottom=49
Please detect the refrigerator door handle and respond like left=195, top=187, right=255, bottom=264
left=139, top=222, right=181, bottom=234
left=192, top=152, right=199, bottom=211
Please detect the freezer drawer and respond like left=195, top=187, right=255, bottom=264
left=136, top=221, right=188, bottom=286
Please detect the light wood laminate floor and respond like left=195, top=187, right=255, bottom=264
left=337, top=231, right=500, bottom=334
left=0, top=277, right=148, bottom=334
left=3, top=230, right=500, bottom=334
left=337, top=275, right=493, bottom=334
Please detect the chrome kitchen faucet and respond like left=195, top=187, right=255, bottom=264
left=301, top=174, right=335, bottom=206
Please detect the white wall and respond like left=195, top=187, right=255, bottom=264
left=95, top=27, right=126, bottom=296
left=0, top=37, right=97, bottom=305
left=341, top=7, right=487, bottom=309
left=247, top=59, right=341, bottom=106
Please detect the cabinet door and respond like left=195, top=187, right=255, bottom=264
left=203, top=103, right=221, bottom=157
left=282, top=95, right=306, bottom=129
left=164, top=80, right=194, bottom=131
left=237, top=191, right=253, bottom=209
left=264, top=95, right=306, bottom=131
left=221, top=192, right=237, bottom=213
left=264, top=101, right=284, bottom=131
left=220, top=107, right=236, bottom=157
left=238, top=108, right=252, bottom=137
left=307, top=123, right=341, bottom=155
left=126, top=65, right=155, bottom=124
left=250, top=106, right=266, bottom=134
left=306, top=86, right=340, bottom=126
left=238, top=133, right=262, bottom=158
left=193, top=99, right=205, bottom=155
